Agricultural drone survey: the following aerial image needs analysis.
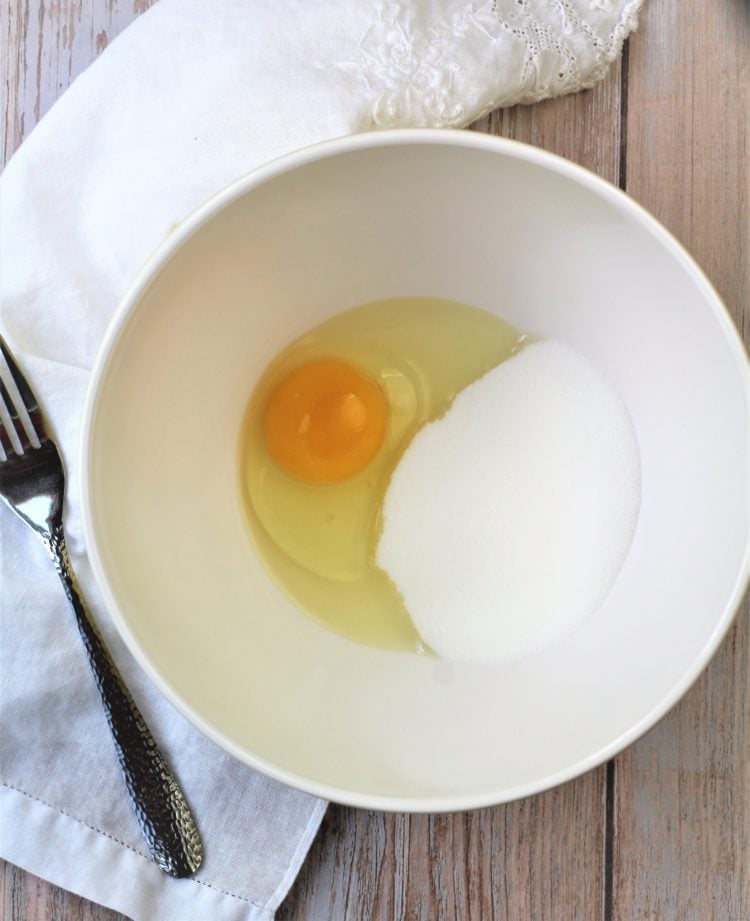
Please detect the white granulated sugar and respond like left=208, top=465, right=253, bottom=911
left=376, top=340, right=641, bottom=664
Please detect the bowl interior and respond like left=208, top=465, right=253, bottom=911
left=85, top=133, right=749, bottom=809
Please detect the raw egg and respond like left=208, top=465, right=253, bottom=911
left=239, top=296, right=525, bottom=651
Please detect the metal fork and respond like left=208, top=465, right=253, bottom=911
left=0, top=335, right=203, bottom=878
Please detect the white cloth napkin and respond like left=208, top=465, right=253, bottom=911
left=0, top=1, right=641, bottom=918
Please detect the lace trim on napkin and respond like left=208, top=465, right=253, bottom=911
left=323, top=0, right=642, bottom=128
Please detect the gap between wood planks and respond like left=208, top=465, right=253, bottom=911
left=602, top=37, right=630, bottom=921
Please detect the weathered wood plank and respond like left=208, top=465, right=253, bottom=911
left=1, top=861, right=127, bottom=921
left=279, top=772, right=607, bottom=921
left=2, top=0, right=156, bottom=167
left=612, top=1, right=749, bottom=919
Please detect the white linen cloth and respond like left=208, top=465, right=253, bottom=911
left=0, top=1, right=641, bottom=918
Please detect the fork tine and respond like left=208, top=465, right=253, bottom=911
left=0, top=336, right=39, bottom=414
left=0, top=336, right=44, bottom=449
left=0, top=383, right=25, bottom=456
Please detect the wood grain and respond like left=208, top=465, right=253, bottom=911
left=2, top=0, right=154, bottom=164
left=0, top=864, right=126, bottom=921
left=278, top=772, right=607, bottom=921
left=1, top=2, right=747, bottom=920
left=612, top=2, right=750, bottom=919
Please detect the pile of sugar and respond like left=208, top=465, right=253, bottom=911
left=376, top=340, right=641, bottom=664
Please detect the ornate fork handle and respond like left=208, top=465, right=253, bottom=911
left=45, top=520, right=203, bottom=878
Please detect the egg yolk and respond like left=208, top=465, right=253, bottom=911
left=263, top=359, right=387, bottom=483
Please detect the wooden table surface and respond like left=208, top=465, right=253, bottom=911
left=2, top=2, right=748, bottom=919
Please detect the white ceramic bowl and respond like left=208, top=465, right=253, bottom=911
left=81, top=130, right=749, bottom=811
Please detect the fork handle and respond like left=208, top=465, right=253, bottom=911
left=45, top=521, right=203, bottom=878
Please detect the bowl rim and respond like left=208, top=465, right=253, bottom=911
left=80, top=128, right=750, bottom=812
